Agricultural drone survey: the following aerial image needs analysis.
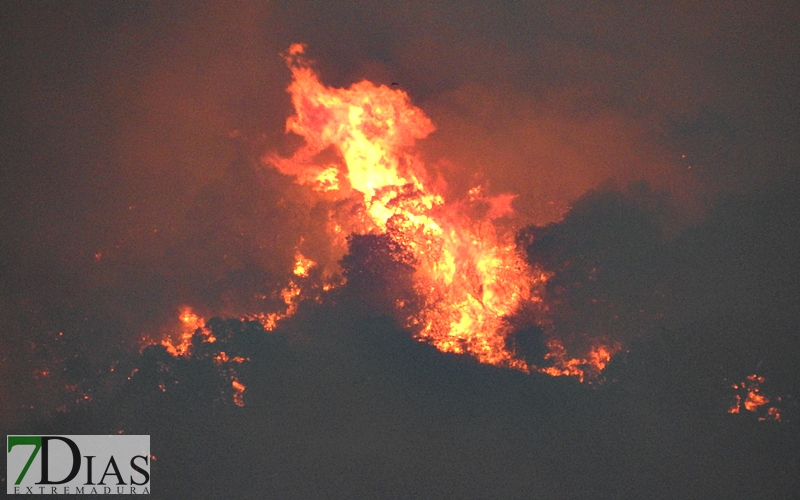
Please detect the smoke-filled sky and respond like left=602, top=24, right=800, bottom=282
left=1, top=1, right=799, bottom=497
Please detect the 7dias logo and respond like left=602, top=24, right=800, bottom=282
left=7, top=435, right=150, bottom=495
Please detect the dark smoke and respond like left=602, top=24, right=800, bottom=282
left=2, top=0, right=799, bottom=496
left=3, top=204, right=799, bottom=496
left=5, top=175, right=800, bottom=496
left=519, top=182, right=670, bottom=356
left=520, top=174, right=800, bottom=391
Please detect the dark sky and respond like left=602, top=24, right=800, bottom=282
left=1, top=1, right=799, bottom=497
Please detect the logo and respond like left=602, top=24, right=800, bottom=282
left=7, top=435, right=150, bottom=495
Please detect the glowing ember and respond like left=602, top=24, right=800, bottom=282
left=728, top=395, right=741, bottom=414
left=142, top=307, right=252, bottom=407
left=537, top=340, right=617, bottom=383
left=160, top=306, right=215, bottom=357
left=213, top=352, right=249, bottom=365
left=231, top=377, right=246, bottom=407
left=251, top=280, right=303, bottom=331
left=248, top=248, right=341, bottom=330
left=760, top=407, right=781, bottom=422
left=728, top=374, right=782, bottom=421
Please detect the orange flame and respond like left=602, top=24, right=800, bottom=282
left=537, top=340, right=617, bottom=383
left=270, top=43, right=434, bottom=200
left=141, top=307, right=252, bottom=407
left=729, top=374, right=782, bottom=421
left=267, top=44, right=549, bottom=370
left=251, top=279, right=303, bottom=331
left=231, top=377, right=246, bottom=407
left=159, top=306, right=215, bottom=357
left=293, top=251, right=316, bottom=277
left=144, top=44, right=619, bottom=383
left=249, top=248, right=343, bottom=330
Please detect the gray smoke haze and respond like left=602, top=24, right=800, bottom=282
left=1, top=5, right=799, bottom=493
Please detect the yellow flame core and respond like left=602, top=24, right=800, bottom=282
left=142, top=45, right=625, bottom=384
left=293, top=251, right=316, bottom=277
left=269, top=44, right=543, bottom=369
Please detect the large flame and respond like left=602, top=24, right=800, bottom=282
left=144, top=43, right=615, bottom=383
left=267, top=44, right=547, bottom=369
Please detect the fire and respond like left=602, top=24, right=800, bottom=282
left=250, top=277, right=303, bottom=331
left=728, top=374, right=782, bottom=421
left=248, top=248, right=343, bottom=330
left=142, top=306, right=250, bottom=407
left=267, top=44, right=548, bottom=370
left=231, top=377, right=246, bottom=407
left=213, top=352, right=249, bottom=365
left=269, top=43, right=434, bottom=200
left=293, top=251, right=316, bottom=277
left=143, top=44, right=619, bottom=384
left=537, top=340, right=617, bottom=383
left=160, top=306, right=215, bottom=357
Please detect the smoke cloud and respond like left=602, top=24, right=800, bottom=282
left=1, top=1, right=799, bottom=495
